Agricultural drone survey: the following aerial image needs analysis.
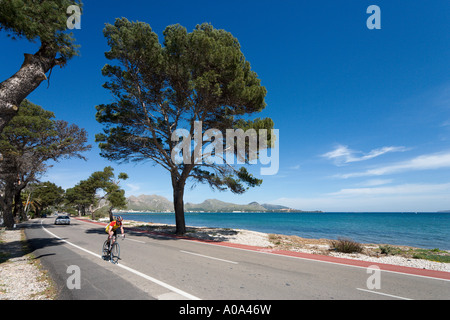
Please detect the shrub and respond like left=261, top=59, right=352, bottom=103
left=378, top=245, right=403, bottom=255
left=330, top=238, right=364, bottom=253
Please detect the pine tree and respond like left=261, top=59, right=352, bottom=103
left=96, top=19, right=274, bottom=235
left=0, top=0, right=82, bottom=132
left=0, top=100, right=90, bottom=228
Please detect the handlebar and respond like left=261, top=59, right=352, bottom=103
left=109, top=234, right=125, bottom=243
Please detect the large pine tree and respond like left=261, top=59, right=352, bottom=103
left=96, top=19, right=274, bottom=235
left=0, top=0, right=82, bottom=132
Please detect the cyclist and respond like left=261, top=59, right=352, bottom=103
left=105, top=216, right=125, bottom=250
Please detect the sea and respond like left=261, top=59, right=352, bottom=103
left=119, top=211, right=450, bottom=251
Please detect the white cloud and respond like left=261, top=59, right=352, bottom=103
left=358, top=179, right=393, bottom=187
left=328, top=183, right=450, bottom=197
left=322, top=145, right=408, bottom=166
left=275, top=183, right=450, bottom=212
left=338, top=151, right=450, bottom=178
left=276, top=194, right=449, bottom=212
left=126, top=183, right=141, bottom=193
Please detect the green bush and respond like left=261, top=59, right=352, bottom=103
left=379, top=245, right=404, bottom=256
left=330, top=238, right=364, bottom=253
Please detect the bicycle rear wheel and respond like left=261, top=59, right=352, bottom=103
left=110, top=242, right=120, bottom=264
left=102, top=240, right=110, bottom=260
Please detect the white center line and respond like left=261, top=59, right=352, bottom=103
left=356, top=288, right=413, bottom=300
left=126, top=238, right=146, bottom=244
left=180, top=250, right=238, bottom=264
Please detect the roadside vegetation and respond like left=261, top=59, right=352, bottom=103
left=268, top=234, right=450, bottom=263
left=378, top=245, right=450, bottom=263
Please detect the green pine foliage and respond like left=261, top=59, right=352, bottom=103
left=0, top=0, right=81, bottom=59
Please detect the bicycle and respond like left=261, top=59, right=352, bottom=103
left=102, top=234, right=124, bottom=264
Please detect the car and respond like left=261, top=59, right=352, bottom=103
left=54, top=215, right=71, bottom=225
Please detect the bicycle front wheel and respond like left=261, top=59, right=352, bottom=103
left=110, top=242, right=120, bottom=264
left=102, top=240, right=110, bottom=261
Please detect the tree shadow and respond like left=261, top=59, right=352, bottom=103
left=0, top=238, right=26, bottom=263
left=125, top=224, right=239, bottom=243
left=4, top=221, right=71, bottom=261
left=0, top=233, right=64, bottom=265
left=79, top=219, right=240, bottom=243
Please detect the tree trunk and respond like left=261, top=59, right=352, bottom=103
left=0, top=46, right=57, bottom=132
left=13, top=190, right=27, bottom=222
left=90, top=204, right=95, bottom=221
left=2, top=182, right=15, bottom=229
left=172, top=178, right=186, bottom=235
left=109, top=206, right=114, bottom=222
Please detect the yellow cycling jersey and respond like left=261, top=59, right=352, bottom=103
left=105, top=220, right=122, bottom=233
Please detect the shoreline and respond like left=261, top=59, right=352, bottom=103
left=121, top=219, right=450, bottom=273
left=117, top=211, right=450, bottom=252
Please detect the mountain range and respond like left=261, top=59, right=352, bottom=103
left=125, top=194, right=318, bottom=213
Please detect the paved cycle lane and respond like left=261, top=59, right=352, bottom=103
left=23, top=218, right=155, bottom=300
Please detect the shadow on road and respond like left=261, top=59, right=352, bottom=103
left=74, top=217, right=239, bottom=243
left=1, top=222, right=66, bottom=265
left=18, top=220, right=70, bottom=254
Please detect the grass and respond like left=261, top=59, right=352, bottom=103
left=379, top=245, right=450, bottom=263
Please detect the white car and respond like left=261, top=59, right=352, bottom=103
left=54, top=215, right=71, bottom=225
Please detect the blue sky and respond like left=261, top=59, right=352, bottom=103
left=1, top=0, right=449, bottom=212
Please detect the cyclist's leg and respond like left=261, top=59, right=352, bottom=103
left=112, top=229, right=118, bottom=245
left=107, top=229, right=114, bottom=251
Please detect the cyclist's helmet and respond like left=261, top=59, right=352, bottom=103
left=116, top=216, right=123, bottom=224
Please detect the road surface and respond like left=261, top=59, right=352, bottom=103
left=23, top=217, right=450, bottom=300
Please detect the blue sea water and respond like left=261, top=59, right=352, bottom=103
left=120, top=212, right=450, bottom=250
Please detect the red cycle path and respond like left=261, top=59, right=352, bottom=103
left=76, top=217, right=450, bottom=281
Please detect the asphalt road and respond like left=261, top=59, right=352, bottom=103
left=23, top=217, right=450, bottom=300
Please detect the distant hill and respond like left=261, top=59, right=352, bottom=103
left=438, top=210, right=450, bottom=213
left=185, top=199, right=267, bottom=212
left=124, top=194, right=320, bottom=213
left=126, top=195, right=173, bottom=212
left=260, top=203, right=290, bottom=211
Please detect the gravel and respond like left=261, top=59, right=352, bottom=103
left=0, top=229, right=54, bottom=300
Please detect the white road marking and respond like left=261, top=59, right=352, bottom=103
left=75, top=218, right=450, bottom=283
left=40, top=220, right=201, bottom=300
left=180, top=250, right=238, bottom=264
left=180, top=238, right=450, bottom=282
left=126, top=238, right=146, bottom=244
left=42, top=222, right=101, bottom=259
left=356, top=288, right=412, bottom=300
